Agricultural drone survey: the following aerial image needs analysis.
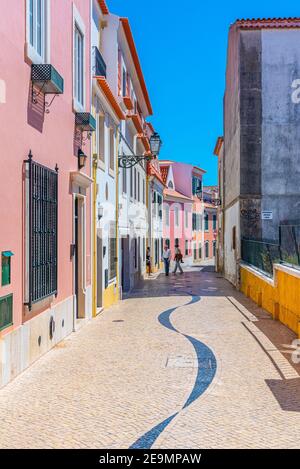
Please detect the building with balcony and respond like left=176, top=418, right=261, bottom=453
left=91, top=0, right=125, bottom=311
left=117, top=18, right=153, bottom=293
left=147, top=148, right=165, bottom=273
left=202, top=186, right=218, bottom=262
left=90, top=3, right=153, bottom=297
left=160, top=161, right=207, bottom=265
left=0, top=0, right=93, bottom=387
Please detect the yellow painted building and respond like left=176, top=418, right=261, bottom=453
left=240, top=263, right=300, bottom=337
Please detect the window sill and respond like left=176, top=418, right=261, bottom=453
left=73, top=98, right=85, bottom=114
left=25, top=42, right=45, bottom=66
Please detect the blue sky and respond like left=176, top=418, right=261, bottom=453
left=108, top=0, right=299, bottom=185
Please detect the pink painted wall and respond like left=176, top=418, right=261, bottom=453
left=0, top=0, right=91, bottom=332
left=172, top=162, right=193, bottom=198
left=162, top=162, right=205, bottom=260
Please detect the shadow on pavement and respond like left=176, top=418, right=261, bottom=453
left=126, top=264, right=300, bottom=396
left=266, top=378, right=300, bottom=412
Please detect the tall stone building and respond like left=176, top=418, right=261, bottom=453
left=223, top=18, right=300, bottom=286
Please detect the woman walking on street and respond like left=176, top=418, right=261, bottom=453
left=162, top=244, right=171, bottom=276
left=173, top=245, right=184, bottom=274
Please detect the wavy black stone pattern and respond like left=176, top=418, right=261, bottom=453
left=130, top=294, right=217, bottom=449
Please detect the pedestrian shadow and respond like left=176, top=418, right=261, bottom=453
left=265, top=378, right=300, bottom=412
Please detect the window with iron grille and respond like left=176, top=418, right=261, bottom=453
left=25, top=156, right=58, bottom=310
left=108, top=222, right=117, bottom=280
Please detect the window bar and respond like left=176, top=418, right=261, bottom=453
left=24, top=152, right=58, bottom=311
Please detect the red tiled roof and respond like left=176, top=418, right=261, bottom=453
left=123, top=96, right=134, bottom=111
left=164, top=188, right=192, bottom=202
left=98, top=0, right=109, bottom=15
left=128, top=113, right=143, bottom=134
left=148, top=160, right=165, bottom=186
left=160, top=166, right=169, bottom=184
left=120, top=18, right=153, bottom=116
left=137, top=133, right=150, bottom=152
left=95, top=77, right=125, bottom=120
left=235, top=18, right=300, bottom=29
left=214, top=136, right=224, bottom=156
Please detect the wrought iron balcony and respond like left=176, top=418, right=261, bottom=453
left=75, top=112, right=96, bottom=132
left=92, top=46, right=107, bottom=78
left=31, top=64, right=64, bottom=94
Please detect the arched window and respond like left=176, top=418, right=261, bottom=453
left=168, top=180, right=174, bottom=189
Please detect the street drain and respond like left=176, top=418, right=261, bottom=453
left=113, top=320, right=124, bottom=323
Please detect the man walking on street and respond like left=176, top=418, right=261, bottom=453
left=162, top=244, right=171, bottom=276
left=173, top=245, right=184, bottom=274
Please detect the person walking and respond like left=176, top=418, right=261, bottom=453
left=173, top=245, right=184, bottom=274
left=146, top=247, right=151, bottom=277
left=162, top=244, right=171, bottom=276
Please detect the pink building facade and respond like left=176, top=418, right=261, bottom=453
left=160, top=161, right=206, bottom=264
left=0, top=0, right=95, bottom=387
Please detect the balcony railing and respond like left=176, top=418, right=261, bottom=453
left=92, top=46, right=107, bottom=78
left=241, top=238, right=281, bottom=277
left=279, top=224, right=300, bottom=268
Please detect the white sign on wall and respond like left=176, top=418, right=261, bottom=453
left=262, top=211, right=273, bottom=220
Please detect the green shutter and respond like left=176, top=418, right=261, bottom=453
left=1, top=252, right=13, bottom=286
left=0, top=294, right=13, bottom=331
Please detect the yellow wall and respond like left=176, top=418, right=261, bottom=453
left=240, top=264, right=300, bottom=337
left=103, top=283, right=119, bottom=309
left=151, top=261, right=163, bottom=273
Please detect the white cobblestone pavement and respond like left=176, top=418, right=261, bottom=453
left=0, top=266, right=299, bottom=449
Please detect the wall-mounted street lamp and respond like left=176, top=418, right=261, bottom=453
left=78, top=149, right=87, bottom=170
left=149, top=132, right=162, bottom=157
left=118, top=132, right=162, bottom=168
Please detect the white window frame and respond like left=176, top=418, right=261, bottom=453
left=175, top=206, right=179, bottom=227
left=73, top=5, right=86, bottom=112
left=165, top=205, right=170, bottom=227
left=97, top=113, right=105, bottom=165
left=109, top=126, right=115, bottom=175
left=26, top=0, right=50, bottom=64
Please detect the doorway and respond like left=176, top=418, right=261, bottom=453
left=121, top=236, right=130, bottom=292
left=75, top=198, right=79, bottom=319
left=74, top=196, right=86, bottom=319
left=96, top=228, right=103, bottom=308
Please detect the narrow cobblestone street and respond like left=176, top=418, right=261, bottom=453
left=0, top=266, right=299, bottom=449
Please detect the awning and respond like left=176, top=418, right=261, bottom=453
left=2, top=251, right=14, bottom=257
